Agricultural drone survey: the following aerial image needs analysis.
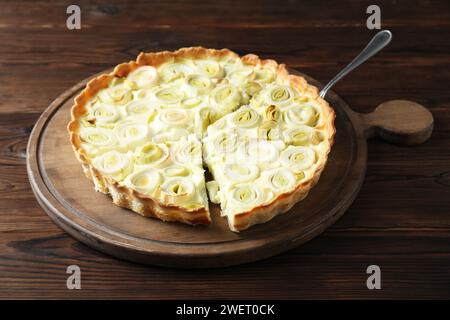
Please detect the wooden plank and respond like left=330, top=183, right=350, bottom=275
left=0, top=0, right=449, bottom=298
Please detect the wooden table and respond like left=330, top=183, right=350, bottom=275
left=1, top=0, right=449, bottom=299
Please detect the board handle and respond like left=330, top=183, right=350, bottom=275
left=358, top=100, right=433, bottom=146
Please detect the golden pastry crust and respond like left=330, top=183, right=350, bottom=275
left=68, top=47, right=335, bottom=230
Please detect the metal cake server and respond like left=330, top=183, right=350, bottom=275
left=320, top=30, right=392, bottom=98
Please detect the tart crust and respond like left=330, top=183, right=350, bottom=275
left=68, top=47, right=335, bottom=231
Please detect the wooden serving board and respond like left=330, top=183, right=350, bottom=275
left=26, top=69, right=433, bottom=268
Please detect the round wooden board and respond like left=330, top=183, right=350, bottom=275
left=27, top=70, right=368, bottom=268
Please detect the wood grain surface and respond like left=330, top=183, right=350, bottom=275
left=1, top=0, right=450, bottom=298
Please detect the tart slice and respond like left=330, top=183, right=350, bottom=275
left=68, top=47, right=335, bottom=231
left=203, top=93, right=333, bottom=231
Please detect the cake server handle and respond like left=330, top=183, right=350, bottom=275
left=320, top=30, right=392, bottom=99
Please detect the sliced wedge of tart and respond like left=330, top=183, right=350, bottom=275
left=68, top=47, right=335, bottom=231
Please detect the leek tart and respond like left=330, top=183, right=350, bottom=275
left=68, top=47, right=335, bottom=231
